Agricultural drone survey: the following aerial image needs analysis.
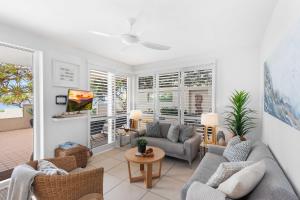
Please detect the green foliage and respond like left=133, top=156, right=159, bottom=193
left=224, top=90, right=256, bottom=137
left=0, top=63, right=32, bottom=107
left=136, top=138, right=148, bottom=146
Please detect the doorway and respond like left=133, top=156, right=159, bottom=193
left=0, top=44, right=34, bottom=181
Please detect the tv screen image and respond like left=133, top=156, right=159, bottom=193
left=66, top=89, right=94, bottom=112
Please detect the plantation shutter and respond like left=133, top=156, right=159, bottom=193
left=182, top=65, right=214, bottom=134
left=115, top=75, right=128, bottom=128
left=136, top=75, right=156, bottom=128
left=89, top=70, right=128, bottom=148
left=158, top=72, right=180, bottom=123
left=90, top=70, right=110, bottom=117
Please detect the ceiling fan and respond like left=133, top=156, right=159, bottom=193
left=89, top=18, right=171, bottom=51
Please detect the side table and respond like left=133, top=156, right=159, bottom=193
left=115, top=129, right=137, bottom=147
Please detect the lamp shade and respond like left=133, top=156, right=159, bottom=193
left=130, top=110, right=142, bottom=120
left=201, top=113, right=219, bottom=126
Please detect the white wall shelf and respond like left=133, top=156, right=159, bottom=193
left=52, top=114, right=87, bottom=122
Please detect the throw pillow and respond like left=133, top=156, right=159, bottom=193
left=167, top=124, right=180, bottom=143
left=178, top=125, right=195, bottom=143
left=206, top=161, right=254, bottom=188
left=218, top=160, right=266, bottom=199
left=223, top=136, right=252, bottom=162
left=145, top=121, right=161, bottom=138
left=38, top=160, right=69, bottom=175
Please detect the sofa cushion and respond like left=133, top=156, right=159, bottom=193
left=223, top=137, right=252, bottom=162
left=244, top=158, right=298, bottom=200
left=246, top=141, right=274, bottom=162
left=160, top=122, right=171, bottom=138
left=207, top=161, right=254, bottom=188
left=218, top=161, right=266, bottom=199
left=37, top=160, right=68, bottom=175
left=167, top=124, right=180, bottom=143
left=139, top=137, right=184, bottom=155
left=181, top=152, right=228, bottom=200
left=179, top=125, right=195, bottom=143
left=78, top=193, right=103, bottom=200
left=187, top=181, right=227, bottom=200
left=145, top=121, right=161, bottom=138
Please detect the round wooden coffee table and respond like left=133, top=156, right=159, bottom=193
left=125, top=146, right=165, bottom=188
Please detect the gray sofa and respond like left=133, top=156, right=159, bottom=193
left=130, top=122, right=201, bottom=165
left=181, top=140, right=299, bottom=200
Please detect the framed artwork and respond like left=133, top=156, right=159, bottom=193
left=264, top=20, right=300, bottom=131
left=52, top=60, right=80, bottom=88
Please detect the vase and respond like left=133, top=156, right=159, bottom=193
left=138, top=145, right=146, bottom=154
left=217, top=131, right=226, bottom=146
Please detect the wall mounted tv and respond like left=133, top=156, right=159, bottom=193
left=66, top=89, right=94, bottom=112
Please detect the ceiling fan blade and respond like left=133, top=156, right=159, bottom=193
left=89, top=31, right=119, bottom=38
left=141, top=42, right=171, bottom=50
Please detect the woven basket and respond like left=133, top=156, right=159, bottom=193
left=55, top=145, right=88, bottom=168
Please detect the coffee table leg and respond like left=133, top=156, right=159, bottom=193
left=127, top=161, right=132, bottom=182
left=145, top=163, right=152, bottom=188
left=158, top=160, right=162, bottom=177
left=140, top=164, right=144, bottom=171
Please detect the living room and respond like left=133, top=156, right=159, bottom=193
left=0, top=0, right=299, bottom=200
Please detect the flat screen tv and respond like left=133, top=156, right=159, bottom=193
left=66, top=89, right=94, bottom=112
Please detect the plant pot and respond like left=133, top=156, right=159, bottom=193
left=239, top=135, right=246, bottom=141
left=30, top=119, right=33, bottom=128
left=138, top=145, right=146, bottom=154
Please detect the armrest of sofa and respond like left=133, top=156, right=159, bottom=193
left=130, top=129, right=146, bottom=146
left=207, top=144, right=226, bottom=155
left=187, top=181, right=226, bottom=200
left=184, top=134, right=201, bottom=165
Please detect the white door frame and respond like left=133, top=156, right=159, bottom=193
left=0, top=42, right=44, bottom=163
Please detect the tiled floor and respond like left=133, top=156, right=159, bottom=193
left=0, top=128, right=33, bottom=180
left=87, top=146, right=201, bottom=200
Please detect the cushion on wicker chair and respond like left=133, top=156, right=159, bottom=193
left=37, top=159, right=68, bottom=175
left=78, top=193, right=103, bottom=200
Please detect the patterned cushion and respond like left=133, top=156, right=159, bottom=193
left=223, top=136, right=252, bottom=162
left=167, top=124, right=180, bottom=143
left=38, top=160, right=68, bottom=175
left=206, top=161, right=254, bottom=188
left=178, top=125, right=195, bottom=143
left=145, top=121, right=161, bottom=138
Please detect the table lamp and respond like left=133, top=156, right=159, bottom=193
left=129, top=110, right=142, bottom=129
left=201, top=113, right=219, bottom=144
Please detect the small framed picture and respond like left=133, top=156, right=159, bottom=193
left=52, top=60, right=80, bottom=88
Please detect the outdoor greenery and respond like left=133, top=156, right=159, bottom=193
left=0, top=63, right=32, bottom=107
left=224, top=90, right=256, bottom=138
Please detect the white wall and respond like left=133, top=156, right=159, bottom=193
left=133, top=47, right=261, bottom=136
left=261, top=0, right=300, bottom=196
left=0, top=23, right=132, bottom=157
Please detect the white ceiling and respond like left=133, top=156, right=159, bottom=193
left=0, top=0, right=277, bottom=66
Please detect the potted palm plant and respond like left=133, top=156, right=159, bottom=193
left=224, top=90, right=256, bottom=140
left=136, top=138, right=148, bottom=154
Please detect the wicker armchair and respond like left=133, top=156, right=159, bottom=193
left=27, top=156, right=103, bottom=200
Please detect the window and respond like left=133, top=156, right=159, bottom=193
left=158, top=72, right=180, bottom=123
left=135, top=62, right=215, bottom=134
left=89, top=70, right=128, bottom=148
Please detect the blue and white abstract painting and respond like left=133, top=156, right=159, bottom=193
left=264, top=21, right=300, bottom=131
